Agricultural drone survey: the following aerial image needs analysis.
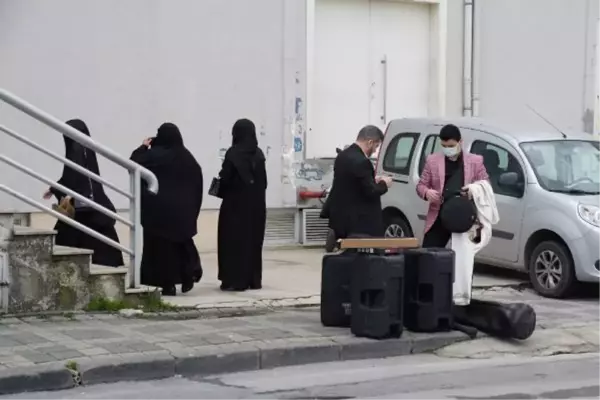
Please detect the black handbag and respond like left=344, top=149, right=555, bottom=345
left=440, top=195, right=477, bottom=233
left=208, top=177, right=222, bottom=198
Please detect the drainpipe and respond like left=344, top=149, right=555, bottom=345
left=462, top=0, right=474, bottom=117
left=595, top=11, right=600, bottom=136
left=471, top=0, right=481, bottom=117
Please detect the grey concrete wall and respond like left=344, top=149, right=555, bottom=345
left=0, top=0, right=306, bottom=211
left=474, top=0, right=597, bottom=133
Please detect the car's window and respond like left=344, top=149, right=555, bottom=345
left=382, top=133, right=419, bottom=175
left=520, top=140, right=599, bottom=194
left=418, top=134, right=441, bottom=174
left=471, top=140, right=525, bottom=198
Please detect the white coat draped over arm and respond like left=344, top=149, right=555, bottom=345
left=451, top=180, right=499, bottom=305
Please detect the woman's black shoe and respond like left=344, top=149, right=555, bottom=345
left=220, top=283, right=246, bottom=292
left=249, top=284, right=262, bottom=290
left=181, top=282, right=194, bottom=293
left=162, top=286, right=176, bottom=296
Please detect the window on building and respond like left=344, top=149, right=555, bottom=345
left=471, top=140, right=525, bottom=198
left=382, top=133, right=419, bottom=175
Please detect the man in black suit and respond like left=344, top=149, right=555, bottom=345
left=324, top=125, right=392, bottom=249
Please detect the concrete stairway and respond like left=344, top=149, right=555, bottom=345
left=3, top=225, right=159, bottom=314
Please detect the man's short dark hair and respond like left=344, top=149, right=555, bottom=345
left=357, top=125, right=384, bottom=142
left=439, top=124, right=461, bottom=141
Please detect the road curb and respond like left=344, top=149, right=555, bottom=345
left=0, top=362, right=75, bottom=395
left=0, top=331, right=469, bottom=395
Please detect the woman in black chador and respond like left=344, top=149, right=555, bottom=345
left=130, top=122, right=203, bottom=296
left=217, top=119, right=267, bottom=291
left=43, top=119, right=124, bottom=267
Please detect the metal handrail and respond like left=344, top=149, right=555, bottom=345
left=0, top=185, right=131, bottom=255
left=0, top=155, right=132, bottom=228
left=0, top=88, right=158, bottom=193
left=0, top=124, right=131, bottom=198
left=0, top=88, right=158, bottom=288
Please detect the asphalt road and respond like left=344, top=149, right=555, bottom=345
left=6, top=352, right=598, bottom=399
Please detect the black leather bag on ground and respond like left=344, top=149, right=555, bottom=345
left=452, top=298, right=536, bottom=340
left=440, top=195, right=477, bottom=233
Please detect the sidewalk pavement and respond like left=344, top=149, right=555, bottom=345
left=0, top=309, right=469, bottom=395
left=0, top=245, right=595, bottom=395
left=166, top=249, right=525, bottom=309
left=0, top=285, right=597, bottom=395
left=436, top=287, right=600, bottom=359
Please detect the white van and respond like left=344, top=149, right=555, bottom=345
left=376, top=118, right=600, bottom=298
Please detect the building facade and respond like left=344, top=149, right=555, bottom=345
left=0, top=0, right=597, bottom=221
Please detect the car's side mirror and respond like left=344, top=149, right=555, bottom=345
left=498, top=171, right=519, bottom=187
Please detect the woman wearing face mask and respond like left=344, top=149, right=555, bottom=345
left=416, top=124, right=489, bottom=248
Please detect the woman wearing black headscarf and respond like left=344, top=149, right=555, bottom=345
left=130, top=123, right=203, bottom=296
left=217, top=119, right=267, bottom=291
left=43, top=119, right=124, bottom=267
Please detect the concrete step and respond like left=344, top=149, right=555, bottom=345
left=88, top=264, right=128, bottom=301
left=124, top=284, right=162, bottom=305
left=52, top=245, right=93, bottom=256
left=12, top=225, right=56, bottom=237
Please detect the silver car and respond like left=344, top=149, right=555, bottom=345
left=376, top=118, right=600, bottom=298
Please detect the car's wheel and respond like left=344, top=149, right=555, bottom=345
left=528, top=240, right=576, bottom=298
left=384, top=214, right=413, bottom=238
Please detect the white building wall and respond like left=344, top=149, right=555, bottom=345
left=0, top=0, right=305, bottom=212
left=473, top=0, right=598, bottom=133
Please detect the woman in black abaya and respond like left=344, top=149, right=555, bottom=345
left=130, top=123, right=203, bottom=296
left=217, top=119, right=267, bottom=291
left=43, top=119, right=124, bottom=267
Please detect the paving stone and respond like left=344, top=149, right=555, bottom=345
left=61, top=328, right=122, bottom=340
left=132, top=323, right=189, bottom=335
left=264, top=313, right=317, bottom=325
left=126, top=342, right=163, bottom=352
left=156, top=341, right=187, bottom=352
left=197, top=333, right=236, bottom=345
left=30, top=331, right=75, bottom=342
left=32, top=345, right=72, bottom=354
left=226, top=332, right=256, bottom=342
left=238, top=328, right=295, bottom=340
left=201, top=318, right=252, bottom=329
left=14, top=350, right=56, bottom=364
left=0, top=337, right=20, bottom=348
left=11, top=332, right=49, bottom=345
left=175, top=335, right=210, bottom=347
left=98, top=343, right=138, bottom=355
left=60, top=341, right=93, bottom=350
left=48, top=350, right=85, bottom=361
left=79, top=347, right=111, bottom=356
left=0, top=355, right=31, bottom=365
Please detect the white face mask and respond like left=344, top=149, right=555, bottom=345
left=442, top=145, right=459, bottom=158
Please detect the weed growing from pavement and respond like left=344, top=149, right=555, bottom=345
left=86, top=296, right=178, bottom=313
left=65, top=360, right=78, bottom=371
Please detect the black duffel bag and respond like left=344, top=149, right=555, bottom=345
left=440, top=194, right=477, bottom=233
left=452, top=298, right=536, bottom=340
